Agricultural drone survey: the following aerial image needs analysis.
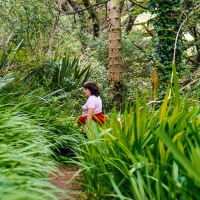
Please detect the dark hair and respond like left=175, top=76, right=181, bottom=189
left=83, top=81, right=100, bottom=97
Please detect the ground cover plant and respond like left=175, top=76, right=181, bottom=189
left=0, top=101, right=67, bottom=200
left=0, top=39, right=89, bottom=164
left=72, top=66, right=200, bottom=199
left=0, top=87, right=82, bottom=156
left=0, top=85, right=81, bottom=199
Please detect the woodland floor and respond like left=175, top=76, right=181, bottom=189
left=49, top=165, right=86, bottom=200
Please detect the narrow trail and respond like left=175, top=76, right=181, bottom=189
left=50, top=165, right=86, bottom=200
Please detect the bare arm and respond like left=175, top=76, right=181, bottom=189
left=87, top=108, right=95, bottom=122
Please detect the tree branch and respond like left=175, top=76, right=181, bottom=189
left=124, top=2, right=136, bottom=33
left=63, top=0, right=109, bottom=15
left=180, top=79, right=199, bottom=92
left=169, top=3, right=200, bottom=99
left=130, top=40, right=155, bottom=61
left=173, top=3, right=200, bottom=64
left=137, top=78, right=199, bottom=111
left=82, top=0, right=100, bottom=37
left=128, top=0, right=148, bottom=10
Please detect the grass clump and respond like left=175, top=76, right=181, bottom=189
left=0, top=103, right=70, bottom=200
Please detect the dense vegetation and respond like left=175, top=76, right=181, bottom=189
left=73, top=66, right=200, bottom=199
left=0, top=0, right=199, bottom=199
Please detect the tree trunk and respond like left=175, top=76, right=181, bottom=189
left=108, top=0, right=123, bottom=107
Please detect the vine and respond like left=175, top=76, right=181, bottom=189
left=148, top=0, right=188, bottom=92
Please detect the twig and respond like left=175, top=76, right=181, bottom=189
left=141, top=78, right=199, bottom=110
left=173, top=3, right=200, bottom=64
left=169, top=3, right=200, bottom=100
left=38, top=0, right=109, bottom=15
left=62, top=1, right=109, bottom=15
left=146, top=100, right=161, bottom=106
left=128, top=0, right=148, bottom=10
left=180, top=79, right=199, bottom=91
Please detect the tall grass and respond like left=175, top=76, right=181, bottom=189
left=72, top=66, right=200, bottom=199
left=0, top=86, right=83, bottom=199
left=0, top=88, right=81, bottom=156
left=0, top=103, right=70, bottom=199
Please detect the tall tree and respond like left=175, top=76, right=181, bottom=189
left=108, top=0, right=123, bottom=106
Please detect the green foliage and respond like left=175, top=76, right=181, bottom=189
left=86, top=30, right=152, bottom=108
left=0, top=100, right=69, bottom=200
left=0, top=89, right=81, bottom=152
left=0, top=41, right=23, bottom=72
left=0, top=1, right=199, bottom=199
left=0, top=73, right=16, bottom=90
left=46, top=54, right=91, bottom=92
left=72, top=65, right=200, bottom=199
left=149, top=0, right=183, bottom=86
left=0, top=0, right=54, bottom=52
left=23, top=54, right=91, bottom=94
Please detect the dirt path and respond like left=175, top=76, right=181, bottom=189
left=50, top=165, right=86, bottom=200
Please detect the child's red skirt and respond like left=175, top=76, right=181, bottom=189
left=77, top=112, right=107, bottom=125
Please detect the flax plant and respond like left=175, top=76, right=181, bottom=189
left=73, top=65, right=200, bottom=199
